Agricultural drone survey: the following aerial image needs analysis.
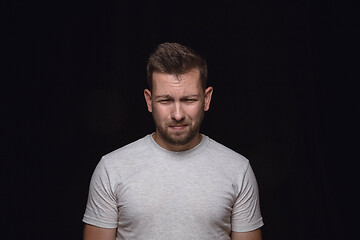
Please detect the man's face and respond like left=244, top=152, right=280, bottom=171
left=144, top=68, right=213, bottom=151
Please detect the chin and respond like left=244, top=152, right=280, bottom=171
left=167, top=131, right=197, bottom=146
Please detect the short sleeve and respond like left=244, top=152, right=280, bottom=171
left=231, top=162, right=264, bottom=232
left=83, top=159, right=118, bottom=228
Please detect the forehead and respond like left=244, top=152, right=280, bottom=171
left=152, top=69, right=202, bottom=95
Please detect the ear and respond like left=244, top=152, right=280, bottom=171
left=144, top=89, right=153, bottom=112
left=204, top=86, right=213, bottom=111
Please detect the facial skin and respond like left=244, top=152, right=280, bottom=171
left=144, top=68, right=213, bottom=152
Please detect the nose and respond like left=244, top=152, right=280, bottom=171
left=171, top=102, right=185, bottom=122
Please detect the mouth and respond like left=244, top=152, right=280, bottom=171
left=169, top=124, right=188, bottom=131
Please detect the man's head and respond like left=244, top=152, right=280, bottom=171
left=144, top=43, right=213, bottom=151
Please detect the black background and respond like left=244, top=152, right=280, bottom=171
left=3, top=0, right=359, bottom=239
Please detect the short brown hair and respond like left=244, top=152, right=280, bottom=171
left=146, top=42, right=207, bottom=91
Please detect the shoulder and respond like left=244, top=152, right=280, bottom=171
left=89, top=135, right=155, bottom=187
left=206, top=137, right=249, bottom=162
left=100, top=135, right=153, bottom=167
left=204, top=136, right=250, bottom=168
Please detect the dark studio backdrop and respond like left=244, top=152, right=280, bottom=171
left=3, top=0, right=359, bottom=239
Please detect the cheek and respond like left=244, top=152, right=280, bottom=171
left=153, top=105, right=170, bottom=120
left=186, top=104, right=203, bottom=119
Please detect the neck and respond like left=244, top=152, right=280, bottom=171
left=153, top=132, right=202, bottom=152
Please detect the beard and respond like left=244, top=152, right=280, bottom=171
left=153, top=111, right=204, bottom=146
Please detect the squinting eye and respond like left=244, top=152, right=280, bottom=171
left=185, top=99, right=197, bottom=103
left=158, top=100, right=171, bottom=104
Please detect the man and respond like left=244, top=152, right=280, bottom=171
left=83, top=42, right=264, bottom=240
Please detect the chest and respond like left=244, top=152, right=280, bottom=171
left=115, top=162, right=237, bottom=227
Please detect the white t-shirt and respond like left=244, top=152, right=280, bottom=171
left=83, top=134, right=263, bottom=239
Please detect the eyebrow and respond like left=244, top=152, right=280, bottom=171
left=154, top=94, right=200, bottom=100
left=154, top=95, right=172, bottom=99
